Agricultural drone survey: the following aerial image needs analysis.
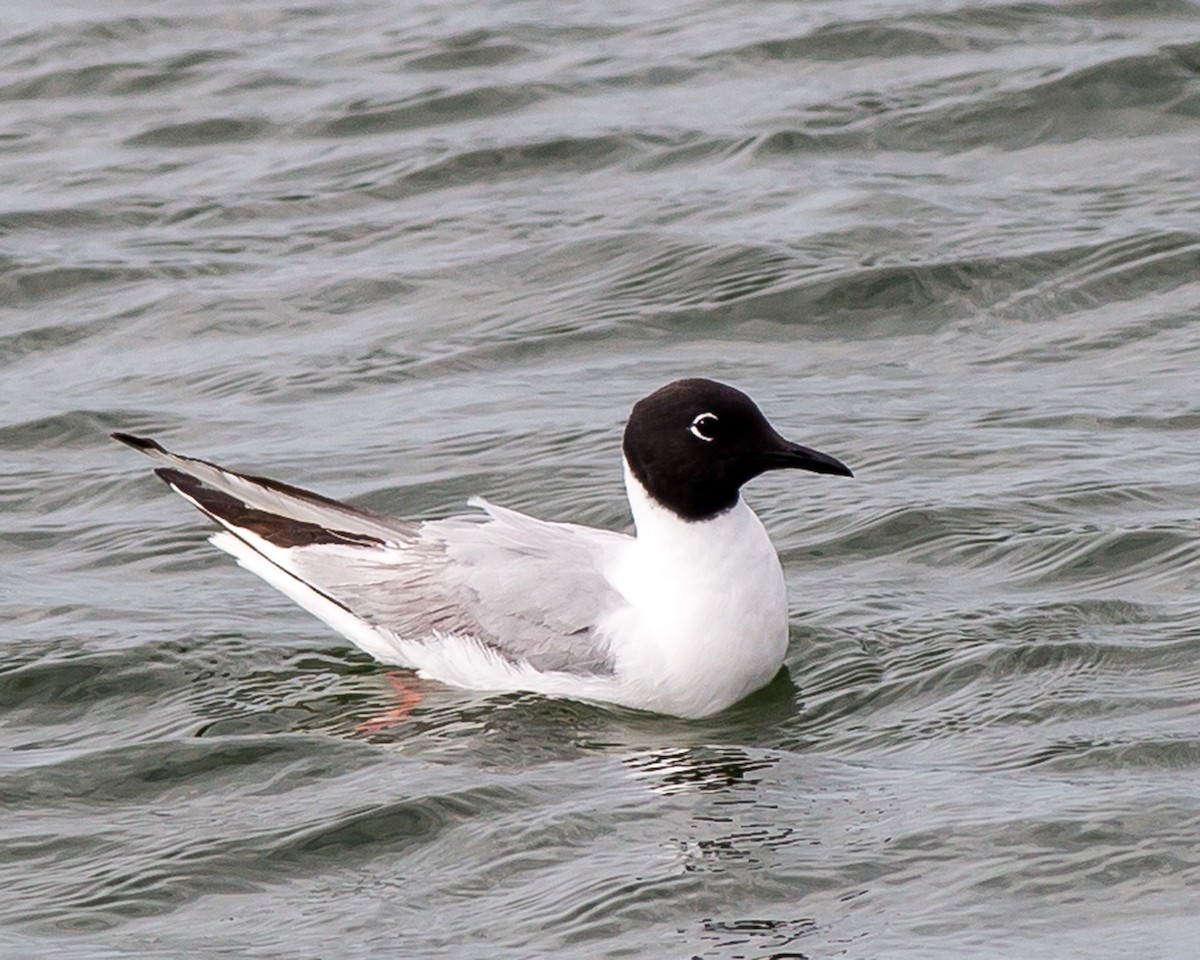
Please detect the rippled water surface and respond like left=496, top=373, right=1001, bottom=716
left=4, top=0, right=1200, bottom=956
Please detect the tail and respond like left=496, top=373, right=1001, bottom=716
left=111, top=432, right=414, bottom=663
left=111, top=432, right=413, bottom=547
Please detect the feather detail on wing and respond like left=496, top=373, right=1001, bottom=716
left=113, top=433, right=627, bottom=679
left=111, top=433, right=415, bottom=544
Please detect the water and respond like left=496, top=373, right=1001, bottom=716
left=3, top=0, right=1200, bottom=955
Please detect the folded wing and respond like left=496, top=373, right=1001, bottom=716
left=113, top=433, right=626, bottom=678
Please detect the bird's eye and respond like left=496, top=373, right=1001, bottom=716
left=690, top=412, right=719, bottom=442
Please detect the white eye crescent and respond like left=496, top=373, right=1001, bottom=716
left=690, top=412, right=718, bottom=442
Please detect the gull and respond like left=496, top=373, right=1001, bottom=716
left=113, top=378, right=852, bottom=718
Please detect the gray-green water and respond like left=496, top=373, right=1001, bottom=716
left=4, top=0, right=1200, bottom=956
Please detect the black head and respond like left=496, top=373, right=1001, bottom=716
left=622, top=378, right=853, bottom=522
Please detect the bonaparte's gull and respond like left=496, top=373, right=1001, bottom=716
left=113, top=378, right=852, bottom=718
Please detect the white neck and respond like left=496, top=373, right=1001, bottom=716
left=601, top=460, right=790, bottom=717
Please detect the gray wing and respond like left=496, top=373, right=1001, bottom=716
left=312, top=500, right=627, bottom=674
left=113, top=433, right=628, bottom=676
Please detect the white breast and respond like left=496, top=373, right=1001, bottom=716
left=600, top=464, right=790, bottom=718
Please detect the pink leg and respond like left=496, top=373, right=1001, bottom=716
left=356, top=671, right=426, bottom=733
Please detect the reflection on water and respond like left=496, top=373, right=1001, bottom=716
left=624, top=746, right=780, bottom=795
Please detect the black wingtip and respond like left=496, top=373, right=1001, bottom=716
left=152, top=466, right=383, bottom=548
left=111, top=431, right=167, bottom=453
left=153, top=466, right=195, bottom=490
